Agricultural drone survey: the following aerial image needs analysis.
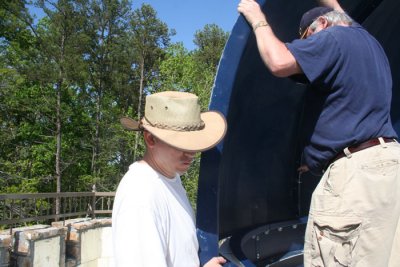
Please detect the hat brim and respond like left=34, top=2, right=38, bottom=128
left=120, top=117, right=141, bottom=131
left=142, top=111, right=227, bottom=152
left=300, top=27, right=309, bottom=39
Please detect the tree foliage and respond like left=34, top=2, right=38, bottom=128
left=193, top=23, right=229, bottom=69
left=0, top=0, right=229, bottom=207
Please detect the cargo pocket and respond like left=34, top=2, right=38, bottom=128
left=311, top=216, right=362, bottom=267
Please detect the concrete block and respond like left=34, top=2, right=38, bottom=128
left=0, top=234, right=11, bottom=267
left=53, top=218, right=113, bottom=267
left=6, top=225, right=66, bottom=267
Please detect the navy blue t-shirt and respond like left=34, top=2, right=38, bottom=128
left=286, top=23, right=398, bottom=174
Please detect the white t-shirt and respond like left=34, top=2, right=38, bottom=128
left=112, top=161, right=199, bottom=267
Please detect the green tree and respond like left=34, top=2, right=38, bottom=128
left=0, top=0, right=50, bottom=193
left=34, top=0, right=88, bottom=212
left=0, top=0, right=37, bottom=42
left=128, top=3, right=174, bottom=160
left=193, top=24, right=229, bottom=69
left=81, top=0, right=132, bottom=190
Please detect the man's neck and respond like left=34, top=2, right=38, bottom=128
left=142, top=153, right=175, bottom=179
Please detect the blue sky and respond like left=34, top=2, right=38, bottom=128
left=29, top=1, right=239, bottom=51
left=132, top=0, right=239, bottom=50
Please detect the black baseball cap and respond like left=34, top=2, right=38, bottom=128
left=299, top=7, right=334, bottom=39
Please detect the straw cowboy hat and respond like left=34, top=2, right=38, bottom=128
left=120, top=91, right=227, bottom=152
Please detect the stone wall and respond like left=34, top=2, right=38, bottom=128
left=0, top=218, right=114, bottom=267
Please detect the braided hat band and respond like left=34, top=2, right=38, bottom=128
left=144, top=116, right=205, bottom=131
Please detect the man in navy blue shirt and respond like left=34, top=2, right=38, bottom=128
left=238, top=0, right=400, bottom=266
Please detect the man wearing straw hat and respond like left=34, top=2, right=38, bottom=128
left=238, top=0, right=400, bottom=266
left=112, top=91, right=227, bottom=267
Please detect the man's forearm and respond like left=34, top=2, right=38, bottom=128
left=253, top=24, right=300, bottom=77
left=238, top=0, right=301, bottom=77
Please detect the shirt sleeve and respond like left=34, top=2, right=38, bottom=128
left=113, top=197, right=168, bottom=267
left=286, top=30, right=341, bottom=86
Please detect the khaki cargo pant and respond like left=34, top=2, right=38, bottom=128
left=303, top=139, right=400, bottom=267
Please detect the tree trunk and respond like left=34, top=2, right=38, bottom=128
left=55, top=82, right=62, bottom=218
left=55, top=33, right=65, bottom=218
left=134, top=55, right=145, bottom=160
left=92, top=83, right=102, bottom=176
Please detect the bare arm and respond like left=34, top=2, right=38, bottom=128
left=237, top=0, right=302, bottom=77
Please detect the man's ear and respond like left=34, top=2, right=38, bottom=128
left=318, top=16, right=330, bottom=29
left=143, top=131, right=156, bottom=147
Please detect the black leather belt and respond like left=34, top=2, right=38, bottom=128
left=331, top=137, right=396, bottom=163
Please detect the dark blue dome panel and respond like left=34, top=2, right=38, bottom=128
left=196, top=0, right=400, bottom=266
